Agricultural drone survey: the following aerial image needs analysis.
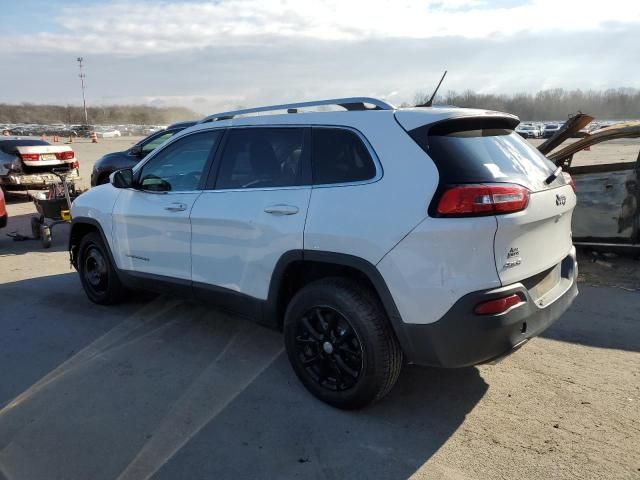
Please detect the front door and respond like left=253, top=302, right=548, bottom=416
left=112, top=130, right=222, bottom=280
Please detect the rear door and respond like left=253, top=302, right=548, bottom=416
left=401, top=115, right=576, bottom=285
left=111, top=130, right=222, bottom=280
left=190, top=127, right=311, bottom=303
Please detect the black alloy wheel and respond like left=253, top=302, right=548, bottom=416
left=294, top=305, right=364, bottom=392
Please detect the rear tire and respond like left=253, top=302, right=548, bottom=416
left=77, top=232, right=126, bottom=304
left=284, top=278, right=403, bottom=409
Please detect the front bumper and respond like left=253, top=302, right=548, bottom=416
left=0, top=170, right=80, bottom=189
left=396, top=250, right=578, bottom=367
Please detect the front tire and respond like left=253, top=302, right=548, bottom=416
left=77, top=232, right=126, bottom=304
left=284, top=278, right=403, bottom=409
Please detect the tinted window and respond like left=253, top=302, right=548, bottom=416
left=139, top=131, right=220, bottom=192
left=410, top=120, right=558, bottom=192
left=311, top=128, right=376, bottom=185
left=215, top=128, right=307, bottom=189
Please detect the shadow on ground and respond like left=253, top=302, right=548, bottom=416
left=542, top=284, right=640, bottom=353
left=0, top=273, right=487, bottom=480
left=0, top=213, right=69, bottom=255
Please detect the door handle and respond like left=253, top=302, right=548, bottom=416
left=264, top=204, right=299, bottom=215
left=165, top=202, right=188, bottom=212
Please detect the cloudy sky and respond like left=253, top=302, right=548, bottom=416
left=0, top=0, right=639, bottom=113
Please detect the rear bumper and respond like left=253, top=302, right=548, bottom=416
left=0, top=170, right=80, bottom=189
left=396, top=249, right=578, bottom=367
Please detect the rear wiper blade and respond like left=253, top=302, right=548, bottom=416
left=545, top=166, right=562, bottom=185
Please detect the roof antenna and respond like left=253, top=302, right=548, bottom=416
left=417, top=70, right=447, bottom=107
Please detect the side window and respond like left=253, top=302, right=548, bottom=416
left=215, top=128, right=307, bottom=189
left=138, top=131, right=220, bottom=192
left=311, top=128, right=376, bottom=185
left=141, top=131, right=175, bottom=154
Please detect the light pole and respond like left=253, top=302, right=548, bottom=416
left=77, top=57, right=89, bottom=125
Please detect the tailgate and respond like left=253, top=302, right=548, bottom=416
left=494, top=184, right=576, bottom=285
left=401, top=113, right=577, bottom=287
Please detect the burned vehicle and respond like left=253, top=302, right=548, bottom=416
left=540, top=119, right=640, bottom=252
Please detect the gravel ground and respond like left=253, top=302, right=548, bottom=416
left=0, top=137, right=638, bottom=480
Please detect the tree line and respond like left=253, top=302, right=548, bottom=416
left=0, top=103, right=197, bottom=125
left=2, top=88, right=640, bottom=124
left=410, top=88, right=640, bottom=120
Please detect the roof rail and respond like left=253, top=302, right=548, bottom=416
left=198, top=97, right=395, bottom=124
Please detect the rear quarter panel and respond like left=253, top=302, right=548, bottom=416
left=377, top=216, right=501, bottom=325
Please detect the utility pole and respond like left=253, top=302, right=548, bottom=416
left=77, top=57, right=89, bottom=125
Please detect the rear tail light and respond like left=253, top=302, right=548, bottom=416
left=19, top=153, right=40, bottom=161
left=563, top=172, right=576, bottom=193
left=55, top=151, right=75, bottom=160
left=71, top=160, right=79, bottom=169
left=436, top=184, right=530, bottom=216
left=474, top=294, right=523, bottom=315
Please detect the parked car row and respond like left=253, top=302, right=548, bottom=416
left=514, top=120, right=625, bottom=140
left=1, top=123, right=167, bottom=138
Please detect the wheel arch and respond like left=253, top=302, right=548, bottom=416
left=68, top=217, right=118, bottom=273
left=266, top=250, right=410, bottom=350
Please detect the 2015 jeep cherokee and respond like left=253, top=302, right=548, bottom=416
left=69, top=97, right=578, bottom=409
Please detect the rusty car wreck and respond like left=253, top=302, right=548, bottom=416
left=539, top=118, right=640, bottom=252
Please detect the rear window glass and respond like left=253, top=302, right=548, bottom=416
left=410, top=122, right=558, bottom=191
left=311, top=128, right=376, bottom=185
left=0, top=140, right=49, bottom=154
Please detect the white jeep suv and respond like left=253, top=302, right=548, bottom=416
left=69, top=97, right=578, bottom=409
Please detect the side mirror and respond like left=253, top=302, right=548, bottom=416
left=110, top=168, right=134, bottom=189
left=130, top=145, right=143, bottom=157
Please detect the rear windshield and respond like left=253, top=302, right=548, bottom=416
left=409, top=121, right=559, bottom=191
left=0, top=139, right=49, bottom=154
